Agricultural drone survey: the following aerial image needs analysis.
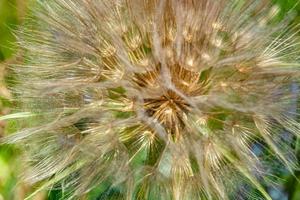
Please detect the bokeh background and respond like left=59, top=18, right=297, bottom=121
left=0, top=0, right=300, bottom=199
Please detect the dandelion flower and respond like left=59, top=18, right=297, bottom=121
left=4, top=0, right=300, bottom=199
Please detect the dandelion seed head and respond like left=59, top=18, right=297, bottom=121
left=6, top=0, right=300, bottom=199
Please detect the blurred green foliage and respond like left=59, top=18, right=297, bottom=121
left=0, top=0, right=300, bottom=199
left=0, top=0, right=18, bottom=60
left=0, top=1, right=19, bottom=200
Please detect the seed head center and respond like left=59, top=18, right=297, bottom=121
left=133, top=62, right=204, bottom=138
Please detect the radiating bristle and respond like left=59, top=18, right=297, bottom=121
left=4, top=0, right=300, bottom=199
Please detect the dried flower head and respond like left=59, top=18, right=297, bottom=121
left=4, top=0, right=300, bottom=199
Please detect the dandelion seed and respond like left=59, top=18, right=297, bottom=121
left=212, top=38, right=223, bottom=48
left=186, top=57, right=195, bottom=67
left=212, top=22, right=223, bottom=30
left=201, top=53, right=211, bottom=61
left=3, top=0, right=300, bottom=199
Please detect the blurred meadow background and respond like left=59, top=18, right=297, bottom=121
left=0, top=0, right=300, bottom=199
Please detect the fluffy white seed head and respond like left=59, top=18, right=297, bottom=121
left=5, top=0, right=300, bottom=199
